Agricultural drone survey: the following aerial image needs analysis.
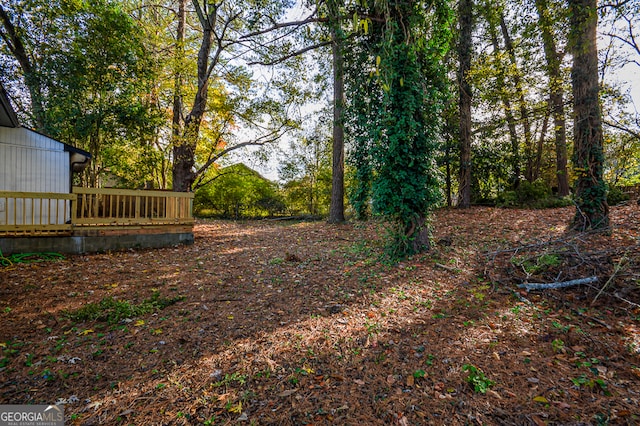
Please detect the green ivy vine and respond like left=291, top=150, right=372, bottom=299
left=345, top=0, right=453, bottom=257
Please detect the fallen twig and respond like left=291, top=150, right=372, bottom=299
left=511, top=290, right=532, bottom=305
left=434, top=263, right=460, bottom=273
left=592, top=253, right=630, bottom=305
left=517, top=276, right=598, bottom=291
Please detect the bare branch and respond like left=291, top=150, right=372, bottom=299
left=604, top=119, right=640, bottom=139
left=240, top=12, right=323, bottom=39
left=247, top=41, right=332, bottom=66
left=193, top=124, right=292, bottom=182
left=598, top=0, right=634, bottom=10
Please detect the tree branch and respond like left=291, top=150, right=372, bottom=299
left=247, top=41, right=332, bottom=66
left=604, top=119, right=640, bottom=139
left=240, top=13, right=324, bottom=39
left=517, top=276, right=598, bottom=291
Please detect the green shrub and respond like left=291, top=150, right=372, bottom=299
left=497, top=180, right=572, bottom=209
left=496, top=191, right=518, bottom=207
left=607, top=186, right=630, bottom=206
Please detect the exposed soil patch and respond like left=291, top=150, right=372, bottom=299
left=1, top=205, right=639, bottom=425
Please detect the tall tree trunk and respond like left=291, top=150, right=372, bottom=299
left=487, top=22, right=521, bottom=187
left=445, top=131, right=453, bottom=207
left=457, top=0, right=473, bottom=209
left=569, top=0, right=608, bottom=229
left=535, top=0, right=570, bottom=196
left=0, top=5, right=46, bottom=130
left=172, top=1, right=216, bottom=192
left=500, top=14, right=535, bottom=183
left=533, top=110, right=550, bottom=181
left=328, top=0, right=345, bottom=223
left=171, top=0, right=187, bottom=190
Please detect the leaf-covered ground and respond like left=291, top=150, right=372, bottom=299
left=1, top=204, right=639, bottom=425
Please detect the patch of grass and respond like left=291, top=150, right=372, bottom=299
left=63, top=291, right=185, bottom=324
left=212, top=372, right=248, bottom=388
left=511, top=253, right=561, bottom=275
left=552, top=338, right=565, bottom=353
left=346, top=240, right=374, bottom=258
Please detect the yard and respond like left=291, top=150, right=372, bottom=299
left=1, top=205, right=639, bottom=425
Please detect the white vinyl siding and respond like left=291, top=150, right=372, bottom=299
left=0, top=127, right=70, bottom=225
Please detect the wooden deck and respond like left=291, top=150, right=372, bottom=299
left=0, top=188, right=193, bottom=237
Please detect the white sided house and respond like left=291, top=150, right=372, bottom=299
left=0, top=85, right=90, bottom=228
left=0, top=84, right=194, bottom=255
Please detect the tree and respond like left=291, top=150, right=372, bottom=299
left=346, top=0, right=452, bottom=256
left=457, top=0, right=474, bottom=208
left=279, top=123, right=332, bottom=216
left=535, top=0, right=570, bottom=196
left=170, top=0, right=304, bottom=192
left=194, top=163, right=284, bottom=218
left=499, top=12, right=536, bottom=183
left=0, top=0, right=157, bottom=187
left=0, top=2, right=48, bottom=129
left=327, top=0, right=346, bottom=223
left=477, top=1, right=523, bottom=190
left=568, top=0, right=609, bottom=229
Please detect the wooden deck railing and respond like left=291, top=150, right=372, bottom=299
left=72, top=187, right=194, bottom=227
left=0, top=191, right=74, bottom=236
left=0, top=188, right=193, bottom=237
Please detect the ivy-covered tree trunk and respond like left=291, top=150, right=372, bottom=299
left=365, top=0, right=450, bottom=257
left=457, top=0, right=473, bottom=209
left=373, top=41, right=433, bottom=252
left=569, top=0, right=609, bottom=229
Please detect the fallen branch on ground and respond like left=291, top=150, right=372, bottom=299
left=435, top=263, right=460, bottom=273
left=592, top=253, right=630, bottom=305
left=264, top=215, right=323, bottom=221
left=517, top=276, right=598, bottom=291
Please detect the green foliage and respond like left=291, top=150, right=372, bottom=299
left=462, top=364, right=495, bottom=394
left=279, top=124, right=332, bottom=216
left=212, top=372, right=248, bottom=388
left=64, top=291, right=184, bottom=324
left=496, top=180, right=572, bottom=209
left=570, top=374, right=609, bottom=394
left=41, top=0, right=158, bottom=186
left=606, top=186, right=630, bottom=206
left=345, top=0, right=453, bottom=257
left=551, top=338, right=565, bottom=353
left=413, top=369, right=427, bottom=379
left=512, top=253, right=561, bottom=275
left=194, top=164, right=285, bottom=219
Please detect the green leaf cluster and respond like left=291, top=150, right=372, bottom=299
left=462, top=363, right=495, bottom=394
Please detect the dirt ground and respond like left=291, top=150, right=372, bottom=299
left=1, top=204, right=639, bottom=425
